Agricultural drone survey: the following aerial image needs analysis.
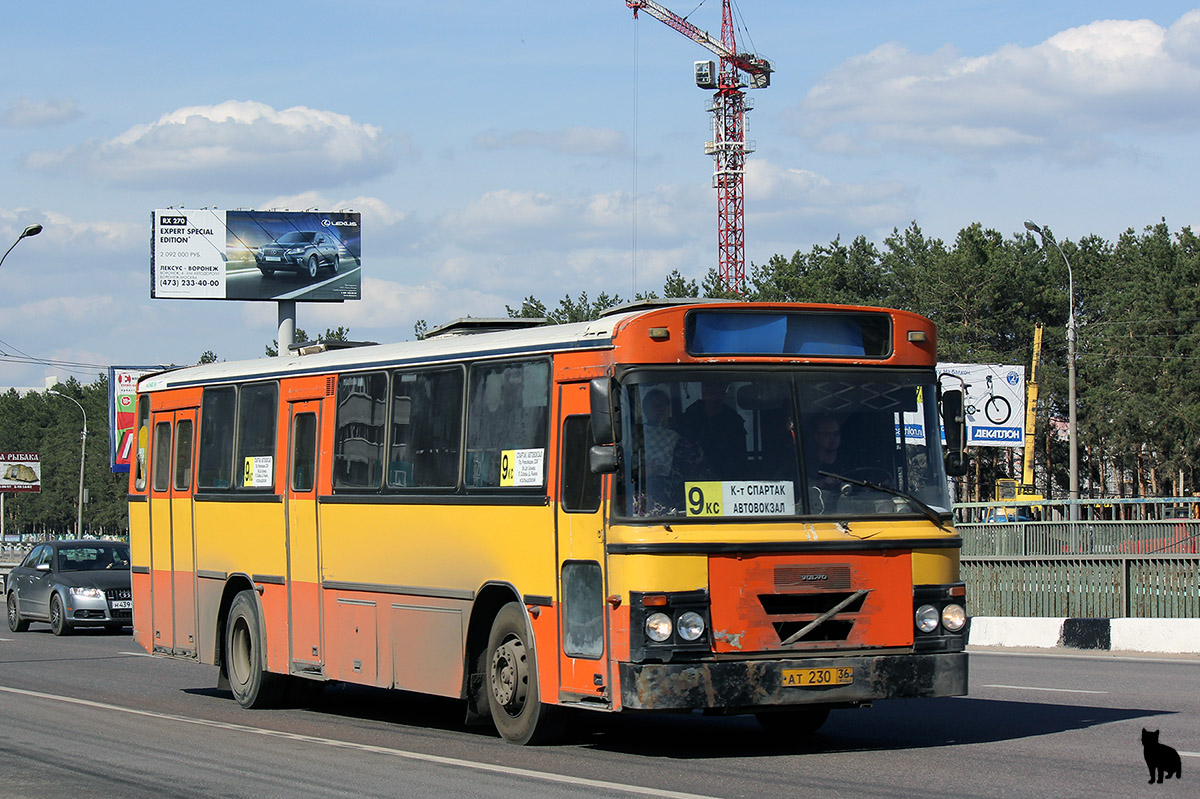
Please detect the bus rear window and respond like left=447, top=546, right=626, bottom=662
left=686, top=310, right=891, bottom=358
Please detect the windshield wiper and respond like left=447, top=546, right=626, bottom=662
left=817, top=470, right=951, bottom=531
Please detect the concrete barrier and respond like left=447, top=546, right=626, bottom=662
left=969, top=616, right=1200, bottom=655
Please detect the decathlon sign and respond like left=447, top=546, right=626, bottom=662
left=937, top=363, right=1026, bottom=449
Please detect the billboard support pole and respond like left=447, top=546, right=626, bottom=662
left=277, top=300, right=296, bottom=358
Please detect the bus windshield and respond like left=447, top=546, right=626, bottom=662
left=614, top=369, right=952, bottom=521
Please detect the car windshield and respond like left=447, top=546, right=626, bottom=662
left=613, top=369, right=952, bottom=521
left=276, top=232, right=315, bottom=244
left=57, top=545, right=130, bottom=572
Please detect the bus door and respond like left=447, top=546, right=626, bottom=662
left=148, top=408, right=197, bottom=657
left=285, top=400, right=323, bottom=674
left=554, top=382, right=609, bottom=704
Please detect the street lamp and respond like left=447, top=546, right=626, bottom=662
left=49, top=389, right=87, bottom=536
left=0, top=223, right=43, bottom=269
left=1024, top=220, right=1079, bottom=521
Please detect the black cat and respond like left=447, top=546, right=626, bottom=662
left=1142, top=728, right=1182, bottom=784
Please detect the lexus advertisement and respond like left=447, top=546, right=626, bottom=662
left=151, top=209, right=362, bottom=302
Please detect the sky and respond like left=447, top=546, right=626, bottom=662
left=4, top=1, right=1200, bottom=388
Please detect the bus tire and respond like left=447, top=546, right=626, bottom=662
left=755, top=705, right=831, bottom=735
left=485, top=602, right=563, bottom=745
left=225, top=590, right=284, bottom=709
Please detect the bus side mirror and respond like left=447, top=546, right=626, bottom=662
left=941, top=388, right=968, bottom=477
left=589, top=377, right=621, bottom=445
left=588, top=444, right=620, bottom=474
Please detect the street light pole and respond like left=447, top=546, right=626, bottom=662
left=0, top=223, right=43, bottom=269
left=1024, top=220, right=1079, bottom=521
left=49, top=390, right=87, bottom=536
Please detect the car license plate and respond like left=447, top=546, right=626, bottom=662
left=110, top=600, right=132, bottom=610
left=266, top=256, right=281, bottom=262
left=782, top=667, right=854, bottom=687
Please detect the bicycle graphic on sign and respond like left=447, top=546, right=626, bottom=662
left=965, top=375, right=1012, bottom=425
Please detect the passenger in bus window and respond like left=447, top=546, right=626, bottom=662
left=641, top=389, right=680, bottom=479
left=681, top=382, right=746, bottom=475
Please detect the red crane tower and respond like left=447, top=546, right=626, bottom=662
left=626, top=0, right=772, bottom=295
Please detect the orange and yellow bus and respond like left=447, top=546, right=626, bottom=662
left=129, top=301, right=968, bottom=744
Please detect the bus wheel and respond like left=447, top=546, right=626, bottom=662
left=755, top=706, right=831, bottom=735
left=485, top=602, right=563, bottom=745
left=225, top=590, right=284, bottom=709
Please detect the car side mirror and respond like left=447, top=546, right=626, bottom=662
left=35, top=563, right=50, bottom=572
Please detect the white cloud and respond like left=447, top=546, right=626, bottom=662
left=259, top=191, right=406, bottom=228
left=0, top=98, right=81, bottom=128
left=746, top=159, right=913, bottom=231
left=798, top=11, right=1200, bottom=161
left=438, top=185, right=701, bottom=254
left=474, top=126, right=629, bottom=157
left=23, top=100, right=399, bottom=190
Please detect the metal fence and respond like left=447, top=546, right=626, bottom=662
left=960, top=515, right=1200, bottom=618
left=961, top=555, right=1200, bottom=618
left=960, top=521, right=1200, bottom=557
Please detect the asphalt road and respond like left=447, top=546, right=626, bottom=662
left=0, top=629, right=1194, bottom=799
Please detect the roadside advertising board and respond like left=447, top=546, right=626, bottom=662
left=0, top=453, right=41, bottom=493
left=151, top=209, right=361, bottom=302
left=109, top=366, right=160, bottom=473
left=937, top=363, right=1026, bottom=449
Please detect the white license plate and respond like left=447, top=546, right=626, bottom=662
left=266, top=256, right=281, bottom=262
left=110, top=600, right=132, bottom=610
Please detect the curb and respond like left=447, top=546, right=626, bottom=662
left=969, top=616, right=1200, bottom=654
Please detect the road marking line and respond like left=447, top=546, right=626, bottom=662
left=981, top=684, right=1107, bottom=694
left=0, top=684, right=721, bottom=799
left=1181, top=751, right=1200, bottom=759
left=119, top=651, right=155, bottom=657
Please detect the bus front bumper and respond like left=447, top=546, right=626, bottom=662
left=617, top=651, right=967, bottom=711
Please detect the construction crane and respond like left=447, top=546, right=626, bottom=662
left=626, top=0, right=772, bottom=295
left=1020, top=324, right=1044, bottom=500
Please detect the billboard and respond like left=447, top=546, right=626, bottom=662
left=151, top=209, right=361, bottom=302
left=109, top=366, right=160, bottom=473
left=938, top=363, right=1026, bottom=448
left=0, top=453, right=41, bottom=493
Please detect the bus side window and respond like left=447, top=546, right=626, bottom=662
left=198, top=387, right=236, bottom=490
left=152, top=421, right=172, bottom=493
left=134, top=395, right=150, bottom=491
left=562, top=561, right=604, bottom=658
left=333, top=372, right=388, bottom=490
left=174, top=419, right=193, bottom=491
left=560, top=415, right=600, bottom=512
left=465, top=360, right=549, bottom=488
left=236, top=383, right=278, bottom=490
left=388, top=368, right=463, bottom=489
left=291, top=412, right=317, bottom=492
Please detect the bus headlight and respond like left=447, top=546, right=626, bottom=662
left=915, top=604, right=940, bottom=633
left=677, top=611, right=705, bottom=642
left=646, top=612, right=673, bottom=642
left=941, top=604, right=967, bottom=632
